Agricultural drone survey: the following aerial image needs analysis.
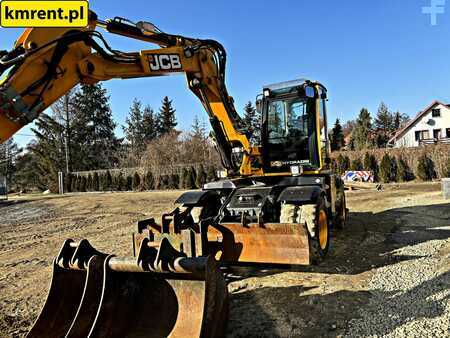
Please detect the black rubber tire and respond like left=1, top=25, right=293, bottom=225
left=307, top=196, right=330, bottom=265
left=334, top=190, right=347, bottom=230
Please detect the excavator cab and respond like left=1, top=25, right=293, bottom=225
left=259, top=79, right=329, bottom=174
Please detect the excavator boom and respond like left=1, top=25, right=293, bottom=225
left=0, top=12, right=259, bottom=176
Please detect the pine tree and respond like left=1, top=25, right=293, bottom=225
left=123, top=98, right=144, bottom=152
left=0, top=138, right=20, bottom=184
left=330, top=118, right=345, bottom=151
left=393, top=111, right=409, bottom=131
left=31, top=113, right=67, bottom=191
left=352, top=108, right=373, bottom=150
left=191, top=115, right=207, bottom=139
left=71, top=84, right=119, bottom=170
left=142, top=105, right=158, bottom=143
left=374, top=102, right=395, bottom=148
left=242, top=101, right=261, bottom=144
left=157, top=96, right=177, bottom=135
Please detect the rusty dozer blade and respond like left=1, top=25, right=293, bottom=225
left=27, top=239, right=108, bottom=338
left=28, top=237, right=228, bottom=338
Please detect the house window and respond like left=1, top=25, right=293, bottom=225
left=433, top=129, right=442, bottom=139
left=415, top=130, right=430, bottom=141
left=432, top=108, right=441, bottom=117
left=447, top=128, right=450, bottom=138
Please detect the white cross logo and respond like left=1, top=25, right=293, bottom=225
left=422, top=0, right=446, bottom=26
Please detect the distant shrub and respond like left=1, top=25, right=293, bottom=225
left=114, top=172, right=125, bottom=191
left=350, top=158, right=363, bottom=171
left=126, top=175, right=133, bottom=191
left=93, top=172, right=100, bottom=191
left=444, top=158, right=450, bottom=178
left=64, top=173, right=73, bottom=193
left=390, top=156, right=398, bottom=182
left=337, top=154, right=350, bottom=175
left=380, top=153, right=392, bottom=183
left=144, top=171, right=154, bottom=190
left=80, top=176, right=87, bottom=192
left=71, top=175, right=78, bottom=192
left=195, top=164, right=206, bottom=188
left=169, top=174, right=179, bottom=189
left=397, top=157, right=413, bottom=182
left=206, top=166, right=217, bottom=182
left=181, top=168, right=189, bottom=189
left=417, top=154, right=436, bottom=181
left=132, top=172, right=141, bottom=191
left=184, top=168, right=196, bottom=189
left=86, top=174, right=93, bottom=191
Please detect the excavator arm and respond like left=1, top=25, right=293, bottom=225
left=0, top=12, right=260, bottom=176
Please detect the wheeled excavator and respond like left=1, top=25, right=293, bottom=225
left=0, top=11, right=347, bottom=338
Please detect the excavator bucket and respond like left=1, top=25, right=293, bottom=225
left=27, top=238, right=228, bottom=338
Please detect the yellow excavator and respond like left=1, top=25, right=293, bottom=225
left=0, top=11, right=347, bottom=337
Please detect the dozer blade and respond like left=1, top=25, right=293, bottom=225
left=27, top=237, right=228, bottom=338
left=207, top=222, right=310, bottom=265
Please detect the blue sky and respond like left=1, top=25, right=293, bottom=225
left=2, top=0, right=450, bottom=146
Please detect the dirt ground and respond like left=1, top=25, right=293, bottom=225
left=0, top=182, right=449, bottom=337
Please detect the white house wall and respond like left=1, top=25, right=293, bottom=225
left=394, top=103, right=450, bottom=147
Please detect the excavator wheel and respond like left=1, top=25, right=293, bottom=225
left=301, top=196, right=330, bottom=264
left=334, top=190, right=347, bottom=230
left=334, top=178, right=348, bottom=230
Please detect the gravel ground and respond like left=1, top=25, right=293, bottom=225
left=346, top=201, right=450, bottom=337
left=0, top=183, right=449, bottom=337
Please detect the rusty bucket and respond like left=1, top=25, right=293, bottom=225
left=27, top=238, right=228, bottom=338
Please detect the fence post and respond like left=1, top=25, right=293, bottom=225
left=58, top=172, right=64, bottom=195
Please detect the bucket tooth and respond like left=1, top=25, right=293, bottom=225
left=155, top=237, right=187, bottom=272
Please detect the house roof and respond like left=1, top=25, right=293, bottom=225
left=388, top=100, right=448, bottom=143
